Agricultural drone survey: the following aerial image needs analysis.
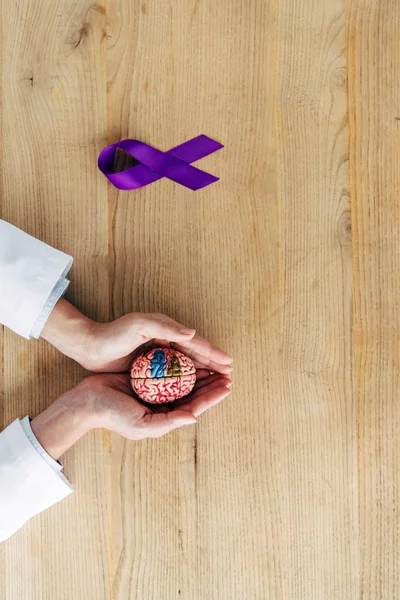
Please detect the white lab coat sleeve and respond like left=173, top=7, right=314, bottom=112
left=0, top=219, right=73, bottom=339
left=0, top=419, right=73, bottom=543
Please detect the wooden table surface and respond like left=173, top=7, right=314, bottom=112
left=1, top=0, right=399, bottom=598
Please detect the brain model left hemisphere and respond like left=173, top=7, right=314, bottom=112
left=130, top=347, right=196, bottom=404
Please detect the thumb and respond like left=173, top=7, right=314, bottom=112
left=143, top=410, right=197, bottom=437
left=137, top=313, right=196, bottom=343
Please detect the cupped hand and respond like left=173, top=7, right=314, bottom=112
left=84, top=370, right=232, bottom=439
left=81, top=312, right=233, bottom=375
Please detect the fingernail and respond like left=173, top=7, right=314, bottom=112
left=181, top=328, right=196, bottom=335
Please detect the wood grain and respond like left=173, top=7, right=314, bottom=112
left=0, top=0, right=399, bottom=598
left=0, top=2, right=110, bottom=599
left=275, top=0, right=359, bottom=596
left=348, top=0, right=400, bottom=597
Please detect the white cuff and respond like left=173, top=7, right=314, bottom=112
left=30, top=276, right=70, bottom=339
left=20, top=416, right=63, bottom=473
left=0, top=220, right=73, bottom=339
left=0, top=419, right=73, bottom=542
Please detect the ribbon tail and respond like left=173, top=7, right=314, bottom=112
left=167, top=135, right=224, bottom=163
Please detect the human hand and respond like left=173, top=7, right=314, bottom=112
left=31, top=370, right=232, bottom=459
left=82, top=312, right=233, bottom=375
left=42, top=299, right=233, bottom=376
left=84, top=370, right=232, bottom=439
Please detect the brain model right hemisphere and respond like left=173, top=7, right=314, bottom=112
left=130, top=347, right=196, bottom=404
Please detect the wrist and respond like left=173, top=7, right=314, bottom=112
left=31, top=385, right=96, bottom=461
left=41, top=298, right=96, bottom=367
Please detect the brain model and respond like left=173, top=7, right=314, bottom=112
left=130, top=347, right=196, bottom=404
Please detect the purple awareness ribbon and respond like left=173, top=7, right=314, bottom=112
left=98, top=135, right=223, bottom=191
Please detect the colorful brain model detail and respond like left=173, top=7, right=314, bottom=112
left=130, top=347, right=196, bottom=404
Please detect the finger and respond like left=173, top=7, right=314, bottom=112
left=195, top=369, right=211, bottom=381
left=177, top=385, right=231, bottom=417
left=171, top=335, right=232, bottom=368
left=136, top=314, right=196, bottom=344
left=192, top=357, right=233, bottom=375
left=141, top=376, right=232, bottom=415
left=194, top=373, right=232, bottom=391
left=190, top=377, right=231, bottom=400
left=142, top=410, right=197, bottom=437
left=150, top=332, right=232, bottom=367
left=188, top=334, right=233, bottom=364
left=137, top=375, right=227, bottom=414
left=173, top=377, right=231, bottom=409
left=140, top=375, right=225, bottom=413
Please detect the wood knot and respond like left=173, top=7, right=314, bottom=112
left=337, top=210, right=352, bottom=246
left=68, top=25, right=88, bottom=50
left=89, top=3, right=105, bottom=15
left=331, top=67, right=347, bottom=90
